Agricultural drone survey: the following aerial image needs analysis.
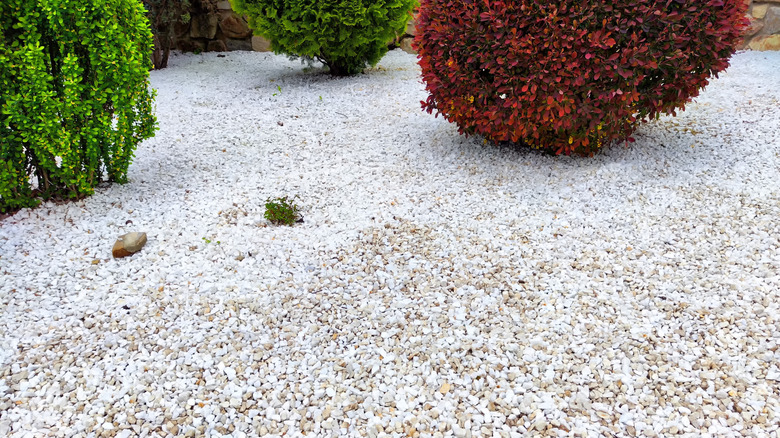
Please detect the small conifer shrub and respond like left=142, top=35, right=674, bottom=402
left=415, top=0, right=748, bottom=155
left=0, top=0, right=157, bottom=212
left=230, top=0, right=417, bottom=76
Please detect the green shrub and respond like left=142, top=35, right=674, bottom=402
left=0, top=0, right=157, bottom=213
left=264, top=196, right=301, bottom=226
left=230, top=0, right=417, bottom=76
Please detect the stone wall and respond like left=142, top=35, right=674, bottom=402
left=176, top=2, right=779, bottom=54
left=744, top=0, right=780, bottom=50
left=174, top=1, right=271, bottom=53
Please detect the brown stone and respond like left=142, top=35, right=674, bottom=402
left=217, top=0, right=232, bottom=9
left=252, top=36, right=272, bottom=52
left=219, top=11, right=252, bottom=39
left=174, top=20, right=191, bottom=39
left=207, top=40, right=228, bottom=52
left=190, top=14, right=218, bottom=39
left=177, top=39, right=206, bottom=53
left=749, top=34, right=780, bottom=50
left=225, top=38, right=253, bottom=51
left=112, top=232, right=147, bottom=258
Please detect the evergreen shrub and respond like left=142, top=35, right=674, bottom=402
left=230, top=0, right=417, bottom=76
left=415, top=0, right=748, bottom=155
left=0, top=0, right=157, bottom=212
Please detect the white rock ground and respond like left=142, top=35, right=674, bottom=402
left=1, top=49, right=780, bottom=438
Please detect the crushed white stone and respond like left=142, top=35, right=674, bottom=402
left=1, top=49, right=779, bottom=437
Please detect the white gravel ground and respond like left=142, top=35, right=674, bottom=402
left=1, top=49, right=780, bottom=437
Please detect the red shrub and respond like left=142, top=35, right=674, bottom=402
left=414, top=0, right=748, bottom=156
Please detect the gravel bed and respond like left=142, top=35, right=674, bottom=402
left=1, top=49, right=779, bottom=437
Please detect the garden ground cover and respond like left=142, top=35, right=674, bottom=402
left=1, top=49, right=779, bottom=437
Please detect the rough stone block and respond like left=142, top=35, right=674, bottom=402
left=174, top=20, right=191, bottom=38
left=207, top=40, right=228, bottom=52
left=400, top=38, right=416, bottom=54
left=191, top=14, right=218, bottom=39
left=177, top=39, right=205, bottom=53
left=749, top=34, right=780, bottom=50
left=252, top=36, right=272, bottom=52
left=745, top=16, right=765, bottom=36
left=225, top=38, right=253, bottom=51
left=219, top=11, right=252, bottom=39
left=406, top=18, right=417, bottom=35
left=752, top=4, right=769, bottom=19
left=763, top=6, right=780, bottom=34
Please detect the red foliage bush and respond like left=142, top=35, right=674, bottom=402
left=414, top=0, right=748, bottom=155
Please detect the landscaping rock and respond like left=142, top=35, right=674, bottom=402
left=112, top=232, right=147, bottom=258
left=225, top=38, right=253, bottom=51
left=749, top=34, right=780, bottom=50
left=745, top=16, right=764, bottom=37
left=753, top=4, right=769, bottom=19
left=406, top=17, right=418, bottom=36
left=252, top=36, right=272, bottom=52
left=190, top=14, right=218, bottom=39
left=399, top=37, right=415, bottom=54
left=763, top=6, right=780, bottom=34
left=207, top=40, right=228, bottom=52
left=177, top=39, right=205, bottom=53
left=219, top=11, right=252, bottom=39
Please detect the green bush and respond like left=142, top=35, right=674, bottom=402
left=230, top=0, right=417, bottom=76
left=264, top=196, right=301, bottom=226
left=0, top=0, right=157, bottom=213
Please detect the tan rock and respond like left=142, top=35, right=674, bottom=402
left=744, top=16, right=764, bottom=36
left=763, top=6, right=780, bottom=34
left=217, top=0, right=232, bottom=9
left=749, top=34, right=780, bottom=50
left=219, top=11, right=252, bottom=39
left=400, top=37, right=416, bottom=54
left=112, top=232, right=147, bottom=258
left=752, top=4, right=769, bottom=19
left=252, top=36, right=272, bottom=52
left=406, top=18, right=418, bottom=36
